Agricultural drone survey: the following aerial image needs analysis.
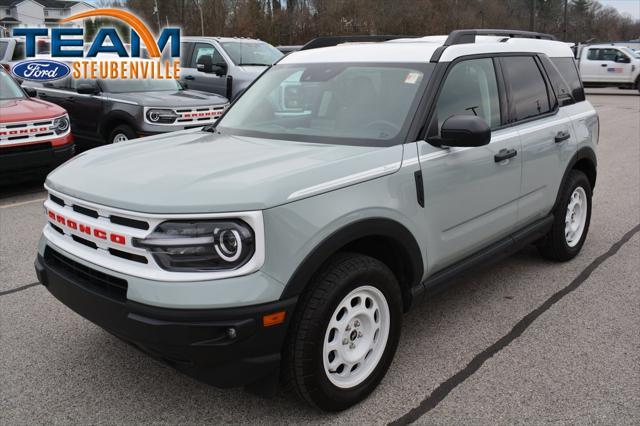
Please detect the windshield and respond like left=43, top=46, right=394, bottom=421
left=0, top=70, right=25, bottom=100
left=219, top=41, right=283, bottom=66
left=217, top=63, right=433, bottom=146
left=100, top=78, right=181, bottom=93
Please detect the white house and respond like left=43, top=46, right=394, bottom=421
left=0, top=0, right=94, bottom=35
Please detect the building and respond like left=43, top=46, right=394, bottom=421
left=0, top=0, right=94, bottom=36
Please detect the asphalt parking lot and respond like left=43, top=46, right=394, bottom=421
left=1, top=92, right=638, bottom=424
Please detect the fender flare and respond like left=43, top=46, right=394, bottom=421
left=99, top=111, right=138, bottom=139
left=553, top=146, right=597, bottom=210
left=280, top=218, right=424, bottom=304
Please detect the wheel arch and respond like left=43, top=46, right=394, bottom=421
left=100, top=111, right=138, bottom=141
left=554, top=146, right=597, bottom=211
left=280, top=218, right=424, bottom=312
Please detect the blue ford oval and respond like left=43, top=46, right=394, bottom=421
left=12, top=60, right=70, bottom=82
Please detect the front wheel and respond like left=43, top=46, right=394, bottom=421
left=283, top=253, right=402, bottom=411
left=108, top=124, right=137, bottom=144
left=538, top=170, right=592, bottom=261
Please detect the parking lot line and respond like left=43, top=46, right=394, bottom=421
left=0, top=282, right=40, bottom=297
left=389, top=223, right=640, bottom=425
left=0, top=198, right=46, bottom=209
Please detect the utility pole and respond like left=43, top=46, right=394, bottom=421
left=194, top=0, right=204, bottom=36
left=529, top=0, right=536, bottom=31
left=153, top=0, right=161, bottom=32
left=563, top=0, right=568, bottom=41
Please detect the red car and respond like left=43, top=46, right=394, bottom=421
left=0, top=67, right=74, bottom=180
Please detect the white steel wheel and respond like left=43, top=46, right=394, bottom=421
left=112, top=133, right=128, bottom=143
left=322, top=285, right=390, bottom=389
left=565, top=186, right=587, bottom=247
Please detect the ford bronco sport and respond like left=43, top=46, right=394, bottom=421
left=35, top=30, right=598, bottom=411
left=0, top=67, right=73, bottom=180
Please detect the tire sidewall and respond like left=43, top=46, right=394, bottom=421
left=109, top=125, right=136, bottom=144
left=305, top=259, right=402, bottom=410
left=558, top=172, right=592, bottom=256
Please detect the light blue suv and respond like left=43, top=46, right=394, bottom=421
left=35, top=30, right=598, bottom=411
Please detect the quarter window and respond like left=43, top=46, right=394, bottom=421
left=501, top=56, right=551, bottom=122
left=432, top=58, right=501, bottom=134
left=550, top=57, right=585, bottom=102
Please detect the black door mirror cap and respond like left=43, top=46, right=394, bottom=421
left=76, top=83, right=98, bottom=95
left=436, top=115, right=491, bottom=148
left=196, top=55, right=214, bottom=73
left=23, top=86, right=37, bottom=97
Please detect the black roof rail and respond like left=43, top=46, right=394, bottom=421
left=300, top=35, right=417, bottom=51
left=430, top=29, right=557, bottom=62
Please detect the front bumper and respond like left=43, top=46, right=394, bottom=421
left=0, top=134, right=74, bottom=178
left=35, top=248, right=296, bottom=388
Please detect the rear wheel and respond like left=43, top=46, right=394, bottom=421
left=538, top=170, right=592, bottom=261
left=109, top=124, right=136, bottom=144
left=283, top=253, right=402, bottom=411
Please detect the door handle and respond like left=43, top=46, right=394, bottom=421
left=494, top=148, right=517, bottom=162
left=555, top=131, right=571, bottom=143
left=184, top=75, right=195, bottom=80
left=600, top=64, right=607, bottom=67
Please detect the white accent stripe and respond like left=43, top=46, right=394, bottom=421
left=287, top=162, right=401, bottom=200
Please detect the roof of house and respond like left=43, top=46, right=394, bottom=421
left=0, top=0, right=89, bottom=8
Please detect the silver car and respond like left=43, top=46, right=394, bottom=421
left=179, top=36, right=283, bottom=99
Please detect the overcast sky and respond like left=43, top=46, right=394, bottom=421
left=601, top=0, right=640, bottom=20
left=93, top=0, right=640, bottom=21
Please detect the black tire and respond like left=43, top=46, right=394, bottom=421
left=538, top=170, right=592, bottom=261
left=283, top=253, right=402, bottom=411
left=108, top=124, right=137, bottom=144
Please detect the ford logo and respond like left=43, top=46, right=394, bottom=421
left=12, top=60, right=70, bottom=82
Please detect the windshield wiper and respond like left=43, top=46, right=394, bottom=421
left=238, top=63, right=268, bottom=66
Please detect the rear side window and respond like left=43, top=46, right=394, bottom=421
left=11, top=41, right=25, bottom=60
left=501, top=56, right=551, bottom=122
left=550, top=57, right=585, bottom=102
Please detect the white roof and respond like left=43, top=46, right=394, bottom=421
left=280, top=35, right=574, bottom=65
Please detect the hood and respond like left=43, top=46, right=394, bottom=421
left=0, top=97, right=66, bottom=123
left=106, top=90, right=228, bottom=107
left=46, top=131, right=403, bottom=214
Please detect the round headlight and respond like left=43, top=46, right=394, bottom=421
left=146, top=109, right=178, bottom=124
left=52, top=115, right=69, bottom=134
left=216, top=229, right=242, bottom=262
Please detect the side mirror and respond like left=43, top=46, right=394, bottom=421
left=76, top=83, right=98, bottom=95
left=196, top=55, right=213, bottom=73
left=615, top=56, right=631, bottom=64
left=23, top=86, right=37, bottom=97
left=211, top=63, right=227, bottom=76
left=434, top=115, right=491, bottom=148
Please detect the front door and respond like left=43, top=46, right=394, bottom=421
left=181, top=42, right=229, bottom=97
left=418, top=57, right=522, bottom=273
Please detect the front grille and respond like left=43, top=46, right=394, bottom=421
left=44, top=247, right=128, bottom=302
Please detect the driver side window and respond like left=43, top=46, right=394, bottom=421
left=190, top=43, right=226, bottom=68
left=430, top=58, right=501, bottom=137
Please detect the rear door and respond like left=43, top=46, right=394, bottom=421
left=500, top=55, right=574, bottom=226
left=417, top=57, right=522, bottom=273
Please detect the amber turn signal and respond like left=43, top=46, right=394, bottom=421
left=262, top=311, right=286, bottom=327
